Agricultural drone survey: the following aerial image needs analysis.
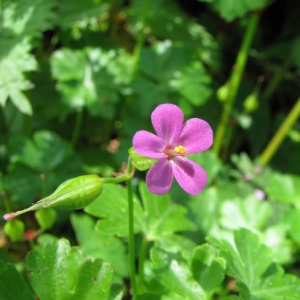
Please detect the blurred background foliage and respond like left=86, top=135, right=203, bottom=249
left=1, top=0, right=300, bottom=298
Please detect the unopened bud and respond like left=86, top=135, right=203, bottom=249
left=4, top=219, right=25, bottom=242
left=244, top=92, right=259, bottom=113
left=217, top=82, right=229, bottom=102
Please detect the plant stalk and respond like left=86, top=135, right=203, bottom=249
left=71, top=109, right=83, bottom=147
left=138, top=236, right=148, bottom=293
left=126, top=171, right=137, bottom=296
left=213, top=13, right=260, bottom=155
left=132, top=0, right=149, bottom=71
left=259, top=97, right=300, bottom=165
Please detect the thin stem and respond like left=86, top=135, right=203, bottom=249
left=259, top=97, right=300, bottom=166
left=2, top=191, right=10, bottom=213
left=71, top=109, right=83, bottom=147
left=132, top=0, right=149, bottom=71
left=107, top=0, right=125, bottom=38
left=213, top=13, right=260, bottom=156
left=138, top=236, right=148, bottom=293
left=126, top=158, right=137, bottom=296
left=262, top=55, right=293, bottom=102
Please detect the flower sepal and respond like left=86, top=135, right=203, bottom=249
left=129, top=147, right=158, bottom=171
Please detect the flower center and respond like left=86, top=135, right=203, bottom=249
left=174, top=145, right=187, bottom=156
left=163, top=144, right=187, bottom=158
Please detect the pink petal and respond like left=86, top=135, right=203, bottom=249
left=178, top=118, right=213, bottom=154
left=133, top=130, right=166, bottom=158
left=151, top=104, right=184, bottom=144
left=146, top=159, right=173, bottom=194
left=171, top=157, right=207, bottom=195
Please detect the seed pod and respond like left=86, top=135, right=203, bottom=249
left=3, top=174, right=103, bottom=220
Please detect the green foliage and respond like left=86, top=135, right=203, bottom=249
left=139, top=182, right=196, bottom=240
left=212, top=0, right=270, bottom=22
left=0, top=38, right=36, bottom=115
left=131, top=42, right=212, bottom=115
left=35, top=209, right=57, bottom=230
left=26, top=238, right=122, bottom=300
left=70, top=213, right=129, bottom=280
left=0, top=0, right=56, bottom=115
left=150, top=246, right=206, bottom=299
left=85, top=184, right=144, bottom=236
left=1, top=0, right=300, bottom=299
left=209, top=228, right=300, bottom=299
left=0, top=260, right=35, bottom=300
left=6, top=131, right=82, bottom=206
left=50, top=47, right=133, bottom=118
left=191, top=244, right=226, bottom=293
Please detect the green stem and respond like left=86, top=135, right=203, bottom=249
left=2, top=191, right=10, bottom=213
left=126, top=158, right=137, bottom=296
left=138, top=236, right=148, bottom=293
left=108, top=0, right=125, bottom=38
left=71, top=109, right=83, bottom=147
left=262, top=55, right=293, bottom=102
left=132, top=0, right=149, bottom=71
left=213, top=13, right=260, bottom=155
left=259, top=97, right=300, bottom=166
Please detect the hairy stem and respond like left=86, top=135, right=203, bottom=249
left=259, top=97, right=300, bottom=166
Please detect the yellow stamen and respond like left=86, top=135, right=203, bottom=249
left=174, top=145, right=186, bottom=156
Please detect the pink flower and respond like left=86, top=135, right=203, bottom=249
left=133, top=103, right=213, bottom=195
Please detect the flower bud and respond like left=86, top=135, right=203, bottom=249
left=3, top=175, right=103, bottom=220
left=217, top=82, right=229, bottom=102
left=4, top=219, right=25, bottom=242
left=243, top=92, right=259, bottom=113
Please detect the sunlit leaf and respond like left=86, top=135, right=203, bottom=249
left=26, top=238, right=121, bottom=300
left=220, top=196, right=271, bottom=231
left=129, top=0, right=217, bottom=67
left=171, top=61, right=212, bottom=106
left=71, top=213, right=128, bottom=279
left=85, top=184, right=144, bottom=236
left=266, top=172, right=300, bottom=207
left=51, top=48, right=132, bottom=118
left=151, top=246, right=206, bottom=300
left=2, top=0, right=56, bottom=37
left=191, top=244, right=226, bottom=292
left=209, top=228, right=300, bottom=299
left=139, top=181, right=196, bottom=240
left=212, top=0, right=270, bottom=22
left=209, top=229, right=273, bottom=288
left=0, top=38, right=36, bottom=114
left=56, top=0, right=109, bottom=29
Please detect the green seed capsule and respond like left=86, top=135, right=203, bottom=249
left=38, top=174, right=103, bottom=210
left=3, top=175, right=103, bottom=220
